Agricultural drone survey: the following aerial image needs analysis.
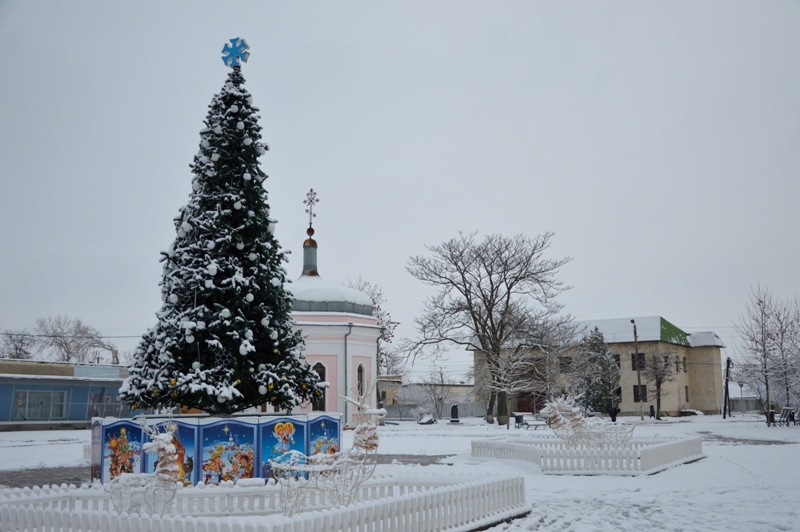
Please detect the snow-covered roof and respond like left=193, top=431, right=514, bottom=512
left=687, top=331, right=726, bottom=348
left=288, top=275, right=373, bottom=315
left=579, top=316, right=725, bottom=348
left=579, top=316, right=664, bottom=344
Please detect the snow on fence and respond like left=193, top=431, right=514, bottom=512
left=0, top=473, right=528, bottom=532
left=471, top=437, right=704, bottom=476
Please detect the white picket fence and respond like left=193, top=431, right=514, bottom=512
left=471, top=437, right=704, bottom=476
left=0, top=473, right=528, bottom=532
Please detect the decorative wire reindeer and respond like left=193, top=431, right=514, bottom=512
left=540, top=395, right=634, bottom=448
left=107, top=419, right=179, bottom=516
left=270, top=378, right=381, bottom=516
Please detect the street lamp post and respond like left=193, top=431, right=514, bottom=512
left=632, top=319, right=643, bottom=421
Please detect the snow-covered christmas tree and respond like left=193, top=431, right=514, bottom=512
left=120, top=39, right=319, bottom=415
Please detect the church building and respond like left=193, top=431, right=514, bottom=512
left=288, top=199, right=381, bottom=427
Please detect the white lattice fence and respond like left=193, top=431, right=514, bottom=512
left=472, top=437, right=704, bottom=476
left=1, top=474, right=528, bottom=532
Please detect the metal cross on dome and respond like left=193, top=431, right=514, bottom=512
left=304, top=189, right=319, bottom=228
left=221, top=38, right=250, bottom=67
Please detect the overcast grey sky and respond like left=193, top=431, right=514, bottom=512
left=1, top=2, right=798, bottom=380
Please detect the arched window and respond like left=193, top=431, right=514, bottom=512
left=357, top=364, right=365, bottom=396
left=312, top=363, right=326, bottom=411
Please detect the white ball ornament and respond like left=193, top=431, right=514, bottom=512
left=270, top=277, right=280, bottom=287
left=192, top=181, right=201, bottom=191
left=248, top=253, right=258, bottom=261
left=204, top=279, right=214, bottom=288
left=177, top=229, right=186, bottom=238
left=197, top=321, right=206, bottom=329
left=258, top=364, right=266, bottom=371
left=185, top=334, right=195, bottom=344
left=214, top=126, right=222, bottom=134
left=239, top=344, right=249, bottom=355
left=220, top=309, right=231, bottom=318
left=268, top=223, right=276, bottom=234
left=181, top=222, right=192, bottom=232
left=243, top=173, right=251, bottom=181
left=248, top=211, right=255, bottom=217
left=234, top=201, right=242, bottom=210
left=258, top=385, right=267, bottom=395
left=270, top=331, right=278, bottom=340
left=257, top=146, right=266, bottom=155
left=192, top=361, right=200, bottom=370
left=237, top=121, right=244, bottom=130
left=244, top=138, right=253, bottom=146
left=236, top=242, right=245, bottom=250
left=207, top=264, right=218, bottom=276
left=199, top=156, right=209, bottom=164
left=245, top=293, right=254, bottom=302
left=202, top=140, right=210, bottom=148
left=169, top=294, right=179, bottom=303
left=245, top=329, right=253, bottom=339
left=247, top=96, right=253, bottom=105
left=261, top=318, right=269, bottom=327
left=207, top=240, right=216, bottom=250
left=218, top=396, right=226, bottom=403
left=211, top=153, right=220, bottom=162
left=230, top=105, right=239, bottom=113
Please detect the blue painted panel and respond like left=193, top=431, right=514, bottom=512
left=199, top=419, right=257, bottom=484
left=259, top=417, right=307, bottom=480
left=0, top=384, right=14, bottom=422
left=100, top=420, right=143, bottom=483
left=308, top=415, right=341, bottom=456
left=142, top=421, right=199, bottom=486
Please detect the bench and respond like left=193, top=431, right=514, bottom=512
left=512, top=412, right=548, bottom=430
left=774, top=407, right=795, bottom=427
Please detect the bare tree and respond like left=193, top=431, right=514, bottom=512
left=346, top=277, right=399, bottom=376
left=641, top=346, right=677, bottom=420
left=33, top=315, right=118, bottom=364
left=405, top=232, right=571, bottom=426
left=415, top=367, right=458, bottom=420
left=0, top=330, right=36, bottom=359
left=735, top=286, right=776, bottom=425
left=768, top=296, right=800, bottom=408
left=735, top=289, right=800, bottom=417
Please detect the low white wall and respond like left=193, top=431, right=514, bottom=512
left=0, top=473, right=528, bottom=532
left=471, top=437, right=704, bottom=476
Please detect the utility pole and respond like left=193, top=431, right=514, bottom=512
left=632, top=319, right=643, bottom=420
left=723, top=357, right=732, bottom=419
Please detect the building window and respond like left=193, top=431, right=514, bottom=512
left=631, top=353, right=645, bottom=371
left=633, top=385, right=648, bottom=403
left=380, top=391, right=386, bottom=402
left=311, top=363, right=326, bottom=411
left=614, top=387, right=622, bottom=401
left=683, top=358, right=688, bottom=372
left=685, top=386, right=689, bottom=402
left=357, top=364, right=364, bottom=396
left=13, top=390, right=67, bottom=421
left=613, top=355, right=621, bottom=369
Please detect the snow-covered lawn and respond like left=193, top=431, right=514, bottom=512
left=1, top=414, right=798, bottom=531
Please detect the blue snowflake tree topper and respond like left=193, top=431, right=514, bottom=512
left=222, top=38, right=250, bottom=68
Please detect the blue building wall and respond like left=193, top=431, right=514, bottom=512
left=0, top=376, right=148, bottom=424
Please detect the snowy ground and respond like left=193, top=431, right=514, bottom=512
left=1, top=414, right=798, bottom=531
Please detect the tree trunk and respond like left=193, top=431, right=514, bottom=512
left=486, top=392, right=496, bottom=424
left=496, top=391, right=509, bottom=426
left=765, top=376, right=772, bottom=427
left=655, top=383, right=662, bottom=420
